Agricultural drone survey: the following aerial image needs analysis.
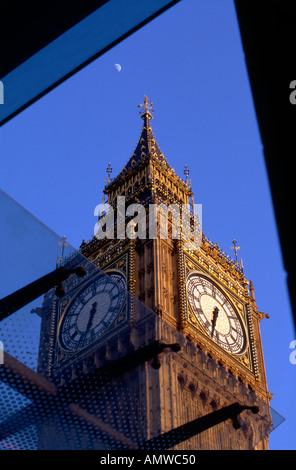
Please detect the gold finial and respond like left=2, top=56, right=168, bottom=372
left=184, top=164, right=190, bottom=184
left=231, top=239, right=240, bottom=264
left=249, top=279, right=255, bottom=300
left=240, top=258, right=244, bottom=272
left=138, top=95, right=154, bottom=120
left=106, top=162, right=112, bottom=183
left=56, top=235, right=69, bottom=266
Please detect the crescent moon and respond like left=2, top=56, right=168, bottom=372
left=114, top=63, right=121, bottom=72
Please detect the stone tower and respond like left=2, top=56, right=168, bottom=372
left=80, top=97, right=272, bottom=449
left=37, top=97, right=272, bottom=450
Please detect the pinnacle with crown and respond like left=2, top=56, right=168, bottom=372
left=105, top=96, right=189, bottom=193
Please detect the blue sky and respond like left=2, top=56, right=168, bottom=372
left=0, top=0, right=295, bottom=450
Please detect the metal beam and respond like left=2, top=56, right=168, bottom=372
left=0, top=265, right=86, bottom=322
left=0, top=0, right=181, bottom=126
left=138, top=402, right=259, bottom=450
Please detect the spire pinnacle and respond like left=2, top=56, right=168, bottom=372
left=231, top=239, right=240, bottom=265
left=138, top=95, right=154, bottom=123
left=56, top=235, right=69, bottom=266
left=106, top=97, right=167, bottom=185
left=184, top=164, right=190, bottom=184
left=106, top=162, right=112, bottom=183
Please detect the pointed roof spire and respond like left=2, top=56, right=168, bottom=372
left=231, top=239, right=240, bottom=265
left=138, top=95, right=154, bottom=125
left=184, top=164, right=190, bottom=184
left=106, top=162, right=112, bottom=183
left=249, top=280, right=256, bottom=301
left=106, top=96, right=168, bottom=187
left=129, top=95, right=168, bottom=169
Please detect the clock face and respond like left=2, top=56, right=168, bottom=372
left=108, top=272, right=127, bottom=291
left=58, top=273, right=126, bottom=352
left=187, top=273, right=246, bottom=355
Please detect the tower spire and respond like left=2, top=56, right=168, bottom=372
left=184, top=164, right=190, bottom=185
left=138, top=95, right=154, bottom=125
left=56, top=235, right=69, bottom=266
left=104, top=96, right=168, bottom=187
left=106, top=162, right=112, bottom=183
left=231, top=239, right=240, bottom=266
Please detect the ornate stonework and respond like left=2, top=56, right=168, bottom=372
left=37, top=97, right=271, bottom=450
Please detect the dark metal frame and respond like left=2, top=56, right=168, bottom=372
left=0, top=270, right=261, bottom=450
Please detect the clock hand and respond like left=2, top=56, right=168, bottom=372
left=85, top=301, right=98, bottom=331
left=211, top=306, right=219, bottom=337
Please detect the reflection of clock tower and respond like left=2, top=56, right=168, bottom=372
left=38, top=97, right=272, bottom=450
left=78, top=97, right=272, bottom=450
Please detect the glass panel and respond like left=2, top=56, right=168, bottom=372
left=0, top=191, right=284, bottom=450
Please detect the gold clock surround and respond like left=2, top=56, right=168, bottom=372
left=186, top=272, right=247, bottom=356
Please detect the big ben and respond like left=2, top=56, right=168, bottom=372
left=36, top=96, right=273, bottom=450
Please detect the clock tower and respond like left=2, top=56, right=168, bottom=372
left=37, top=97, right=272, bottom=450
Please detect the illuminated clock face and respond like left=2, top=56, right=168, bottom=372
left=186, top=273, right=246, bottom=355
left=58, top=273, right=126, bottom=352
